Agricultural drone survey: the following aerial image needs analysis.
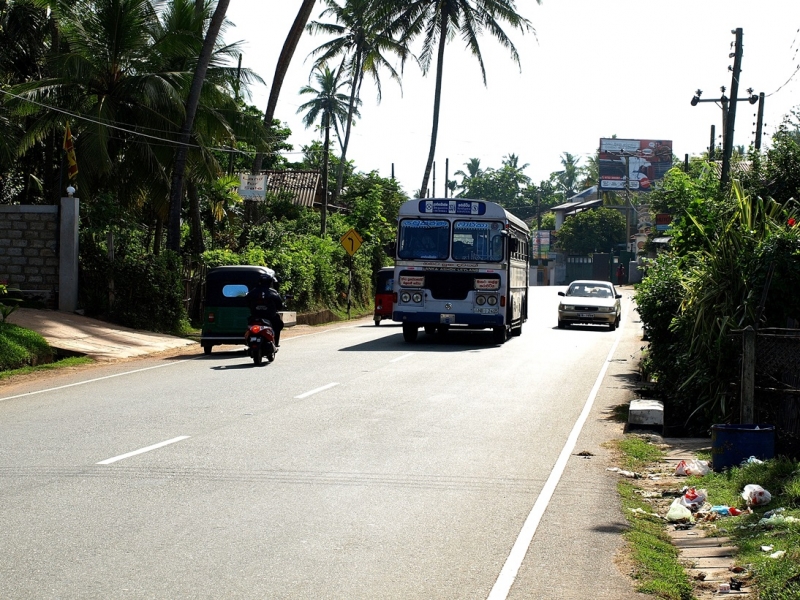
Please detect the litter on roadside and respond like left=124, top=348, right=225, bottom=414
left=742, top=484, right=772, bottom=506
left=708, top=505, right=746, bottom=517
left=666, top=498, right=695, bottom=523
left=758, top=514, right=800, bottom=527
left=761, top=545, right=774, bottom=552
left=679, top=487, right=707, bottom=511
left=606, top=467, right=641, bottom=478
left=741, top=456, right=764, bottom=465
left=674, top=459, right=710, bottom=476
left=770, top=550, right=786, bottom=559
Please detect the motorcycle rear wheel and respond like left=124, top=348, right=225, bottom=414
left=252, top=347, right=262, bottom=365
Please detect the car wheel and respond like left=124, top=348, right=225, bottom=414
left=203, top=344, right=212, bottom=355
left=558, top=320, right=566, bottom=329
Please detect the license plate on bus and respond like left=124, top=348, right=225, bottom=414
left=578, top=313, right=594, bottom=318
left=440, top=313, right=455, bottom=324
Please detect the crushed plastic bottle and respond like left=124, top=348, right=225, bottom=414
left=711, top=506, right=744, bottom=517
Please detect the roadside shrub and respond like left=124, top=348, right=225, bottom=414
left=0, top=323, right=52, bottom=370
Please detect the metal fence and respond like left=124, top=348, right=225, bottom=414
left=737, top=327, right=800, bottom=456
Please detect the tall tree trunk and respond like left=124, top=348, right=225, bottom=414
left=332, top=52, right=363, bottom=204
left=187, top=180, right=205, bottom=255
left=167, top=0, right=231, bottom=252
left=420, top=12, right=448, bottom=198
left=154, top=217, right=163, bottom=256
left=321, top=112, right=330, bottom=237
left=251, top=0, right=316, bottom=175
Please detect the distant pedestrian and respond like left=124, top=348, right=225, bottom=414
left=616, top=264, right=626, bottom=286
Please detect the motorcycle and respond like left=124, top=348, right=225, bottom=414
left=245, top=318, right=277, bottom=365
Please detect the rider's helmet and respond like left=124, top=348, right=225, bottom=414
left=259, top=272, right=274, bottom=287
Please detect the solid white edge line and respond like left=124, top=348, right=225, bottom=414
left=0, top=359, right=192, bottom=403
left=294, top=382, right=339, bottom=399
left=487, top=303, right=627, bottom=600
left=97, top=436, right=190, bottom=465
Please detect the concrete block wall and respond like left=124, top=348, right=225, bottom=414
left=0, top=206, right=60, bottom=301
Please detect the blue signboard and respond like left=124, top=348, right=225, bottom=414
left=418, top=200, right=486, bottom=216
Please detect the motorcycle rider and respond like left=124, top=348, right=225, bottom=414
left=246, top=271, right=285, bottom=347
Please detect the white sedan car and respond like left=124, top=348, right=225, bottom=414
left=557, top=280, right=622, bottom=330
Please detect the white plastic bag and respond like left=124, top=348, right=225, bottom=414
left=666, top=498, right=695, bottom=523
left=674, top=459, right=710, bottom=476
left=742, top=484, right=772, bottom=506
left=679, top=487, right=708, bottom=512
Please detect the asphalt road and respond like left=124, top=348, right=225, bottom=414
left=0, top=286, right=648, bottom=599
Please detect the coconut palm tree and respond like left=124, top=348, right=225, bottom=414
left=554, top=152, right=582, bottom=198
left=251, top=0, right=317, bottom=175
left=307, top=0, right=409, bottom=203
left=167, top=0, right=231, bottom=251
left=296, top=63, right=354, bottom=235
left=392, top=0, right=536, bottom=197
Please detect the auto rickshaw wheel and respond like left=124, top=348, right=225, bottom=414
left=374, top=317, right=381, bottom=326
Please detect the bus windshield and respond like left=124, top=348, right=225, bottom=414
left=397, top=219, right=450, bottom=260
left=452, top=221, right=504, bottom=262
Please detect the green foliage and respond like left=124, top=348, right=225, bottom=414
left=635, top=179, right=800, bottom=430
left=80, top=238, right=187, bottom=334
left=556, top=207, right=626, bottom=254
left=0, top=322, right=52, bottom=370
left=0, top=282, right=21, bottom=322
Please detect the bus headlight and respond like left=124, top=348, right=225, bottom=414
left=475, top=295, right=486, bottom=305
left=401, top=292, right=411, bottom=303
left=487, top=296, right=498, bottom=306
left=412, top=292, right=423, bottom=303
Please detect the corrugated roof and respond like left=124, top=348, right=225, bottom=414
left=264, top=170, right=322, bottom=207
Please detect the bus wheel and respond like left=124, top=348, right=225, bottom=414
left=492, top=326, right=507, bottom=344
left=424, top=325, right=436, bottom=335
left=403, top=324, right=419, bottom=342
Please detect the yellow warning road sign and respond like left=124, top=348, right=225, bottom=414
left=340, top=228, right=363, bottom=256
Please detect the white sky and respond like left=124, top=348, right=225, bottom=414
left=224, top=1, right=800, bottom=198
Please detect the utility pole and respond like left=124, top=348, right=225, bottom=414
left=445, top=158, right=449, bottom=199
left=690, top=27, right=757, bottom=186
left=755, top=92, right=766, bottom=150
left=709, top=124, right=716, bottom=160
left=721, top=28, right=743, bottom=188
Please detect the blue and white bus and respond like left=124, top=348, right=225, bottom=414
left=392, top=198, right=530, bottom=344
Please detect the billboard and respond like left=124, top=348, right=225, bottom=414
left=598, top=138, right=672, bottom=192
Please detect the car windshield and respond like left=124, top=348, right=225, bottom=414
left=567, top=283, right=612, bottom=298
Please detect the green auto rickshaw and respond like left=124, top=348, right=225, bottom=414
left=200, top=265, right=276, bottom=354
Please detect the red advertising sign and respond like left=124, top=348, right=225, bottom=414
left=598, top=138, right=673, bottom=193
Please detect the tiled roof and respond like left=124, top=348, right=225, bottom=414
left=264, top=170, right=322, bottom=207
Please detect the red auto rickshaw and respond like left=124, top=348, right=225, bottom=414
left=373, top=267, right=394, bottom=325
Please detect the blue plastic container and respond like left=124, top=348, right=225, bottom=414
left=711, top=424, right=775, bottom=472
